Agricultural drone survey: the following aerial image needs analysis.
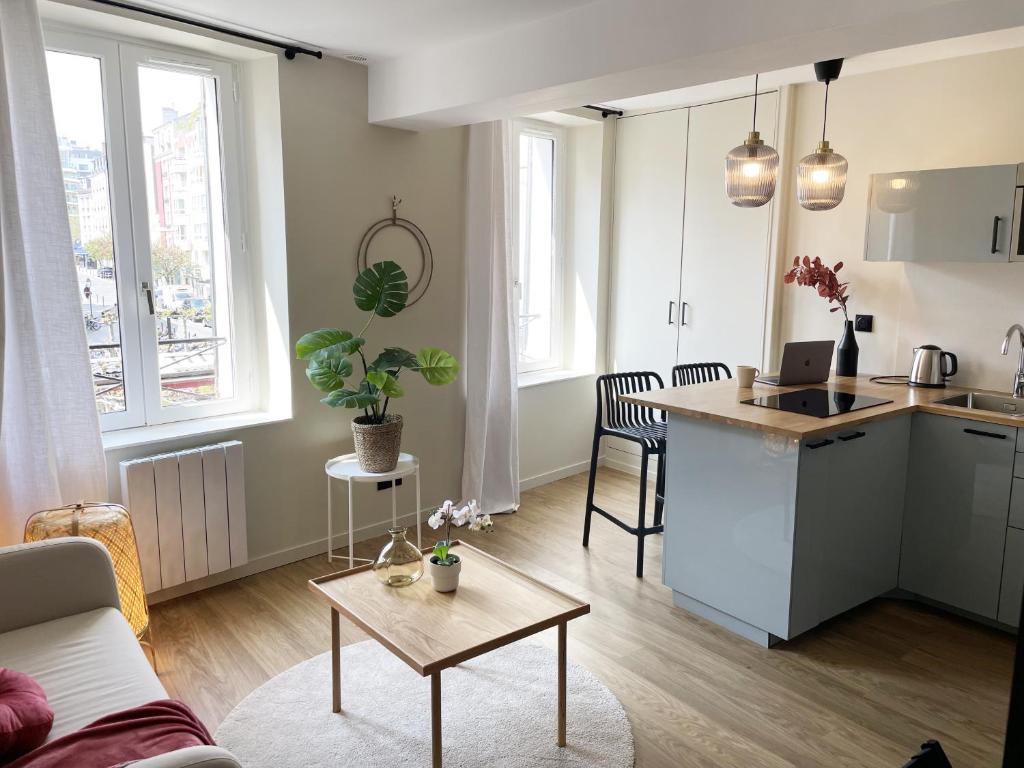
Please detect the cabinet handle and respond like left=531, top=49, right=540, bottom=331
left=679, top=301, right=688, bottom=326
left=807, top=438, right=834, bottom=449
left=964, top=427, right=1006, bottom=439
left=667, top=300, right=675, bottom=325
left=992, top=216, right=1001, bottom=254
left=837, top=431, right=866, bottom=442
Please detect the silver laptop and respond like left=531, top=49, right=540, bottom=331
left=755, top=340, right=835, bottom=386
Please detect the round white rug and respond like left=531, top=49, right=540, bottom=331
left=215, top=640, right=634, bottom=768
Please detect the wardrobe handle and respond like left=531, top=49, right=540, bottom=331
left=837, top=431, right=866, bottom=442
left=679, top=301, right=688, bottom=326
left=807, top=438, right=834, bottom=450
left=667, top=300, right=675, bottom=325
left=964, top=428, right=1006, bottom=440
left=991, top=216, right=1001, bottom=254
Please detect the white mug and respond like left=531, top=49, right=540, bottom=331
left=736, top=366, right=760, bottom=388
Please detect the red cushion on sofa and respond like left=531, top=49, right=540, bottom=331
left=0, top=668, right=54, bottom=761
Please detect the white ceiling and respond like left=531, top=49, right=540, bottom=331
left=604, top=25, right=1024, bottom=114
left=97, top=0, right=598, bottom=59
left=48, top=0, right=1024, bottom=129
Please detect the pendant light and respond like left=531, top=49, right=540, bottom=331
left=725, top=74, right=779, bottom=207
left=797, top=58, right=848, bottom=211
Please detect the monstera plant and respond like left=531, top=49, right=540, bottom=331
left=296, top=260, right=459, bottom=473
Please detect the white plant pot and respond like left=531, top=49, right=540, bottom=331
left=429, top=555, right=462, bottom=592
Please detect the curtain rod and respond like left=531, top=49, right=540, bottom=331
left=84, top=0, right=324, bottom=59
left=583, top=104, right=624, bottom=118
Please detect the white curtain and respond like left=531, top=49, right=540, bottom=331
left=0, top=0, right=106, bottom=545
left=461, top=121, right=519, bottom=515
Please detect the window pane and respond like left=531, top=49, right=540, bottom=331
left=137, top=65, right=235, bottom=408
left=517, top=133, right=556, bottom=368
left=46, top=50, right=127, bottom=415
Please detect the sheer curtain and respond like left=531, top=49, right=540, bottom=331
left=461, top=121, right=519, bottom=515
left=0, top=0, right=106, bottom=545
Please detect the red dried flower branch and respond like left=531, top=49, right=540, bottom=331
left=783, top=256, right=850, bottom=321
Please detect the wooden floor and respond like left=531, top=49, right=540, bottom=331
left=152, top=467, right=1015, bottom=767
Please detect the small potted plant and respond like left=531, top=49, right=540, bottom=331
left=783, top=255, right=858, bottom=376
left=427, top=500, right=493, bottom=592
left=296, top=260, right=460, bottom=473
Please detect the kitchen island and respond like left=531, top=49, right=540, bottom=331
left=624, top=375, right=1024, bottom=646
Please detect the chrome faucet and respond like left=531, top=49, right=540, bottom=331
left=1002, top=324, right=1024, bottom=398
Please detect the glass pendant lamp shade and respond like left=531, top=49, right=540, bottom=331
left=724, top=73, right=778, bottom=208
left=725, top=131, right=779, bottom=207
left=797, top=58, right=848, bottom=211
left=797, top=140, right=848, bottom=211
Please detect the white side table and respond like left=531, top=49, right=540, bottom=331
left=325, top=453, right=421, bottom=568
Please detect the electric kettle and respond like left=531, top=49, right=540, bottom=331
left=908, top=345, right=958, bottom=388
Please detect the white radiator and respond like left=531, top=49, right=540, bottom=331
left=120, top=440, right=247, bottom=593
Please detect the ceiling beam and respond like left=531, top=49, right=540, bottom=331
left=367, top=0, right=1024, bottom=130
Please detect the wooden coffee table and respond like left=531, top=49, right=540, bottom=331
left=308, top=541, right=590, bottom=767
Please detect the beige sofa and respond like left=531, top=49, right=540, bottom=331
left=0, top=538, right=240, bottom=767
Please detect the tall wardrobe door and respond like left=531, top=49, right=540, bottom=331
left=677, top=93, right=777, bottom=371
left=609, top=108, right=688, bottom=380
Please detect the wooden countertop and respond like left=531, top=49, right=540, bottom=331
left=620, top=375, right=1023, bottom=440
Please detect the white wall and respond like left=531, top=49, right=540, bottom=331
left=105, top=53, right=468, bottom=588
left=778, top=46, right=1024, bottom=390
left=518, top=120, right=612, bottom=488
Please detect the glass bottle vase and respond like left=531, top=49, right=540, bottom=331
left=372, top=527, right=423, bottom=587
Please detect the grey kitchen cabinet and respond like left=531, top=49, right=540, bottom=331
left=900, top=413, right=1016, bottom=618
left=999, top=527, right=1024, bottom=627
left=864, top=163, right=1022, bottom=263
left=792, top=415, right=910, bottom=632
left=1010, top=478, right=1024, bottom=530
left=663, top=412, right=910, bottom=646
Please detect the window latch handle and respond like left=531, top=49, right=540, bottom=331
left=141, top=281, right=155, bottom=315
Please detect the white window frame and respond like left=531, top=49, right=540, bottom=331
left=511, top=119, right=567, bottom=376
left=45, top=28, right=257, bottom=432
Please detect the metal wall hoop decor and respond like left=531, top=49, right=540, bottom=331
left=356, top=196, right=433, bottom=307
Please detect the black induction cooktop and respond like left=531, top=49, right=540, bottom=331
left=741, top=388, right=893, bottom=419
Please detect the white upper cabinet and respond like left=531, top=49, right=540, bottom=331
left=864, top=163, right=1023, bottom=263
left=677, top=93, right=778, bottom=372
left=608, top=93, right=779, bottom=383
left=609, top=108, right=689, bottom=379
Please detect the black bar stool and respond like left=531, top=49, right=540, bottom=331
left=583, top=372, right=666, bottom=578
left=672, top=362, right=732, bottom=386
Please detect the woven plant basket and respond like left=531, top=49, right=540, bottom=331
left=352, top=414, right=403, bottom=473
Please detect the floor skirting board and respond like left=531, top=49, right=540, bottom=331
left=519, top=459, right=593, bottom=492
left=601, top=450, right=659, bottom=478
left=146, top=507, right=428, bottom=604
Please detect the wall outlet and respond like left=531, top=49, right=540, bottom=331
left=376, top=478, right=403, bottom=492
left=855, top=314, right=874, bottom=333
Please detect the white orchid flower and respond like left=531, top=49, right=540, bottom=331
left=427, top=510, right=445, bottom=530
left=452, top=504, right=472, bottom=526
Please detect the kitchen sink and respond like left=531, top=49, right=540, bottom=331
left=934, top=392, right=1024, bottom=417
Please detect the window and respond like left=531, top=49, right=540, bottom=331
left=46, top=31, right=254, bottom=431
left=512, top=121, right=565, bottom=374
